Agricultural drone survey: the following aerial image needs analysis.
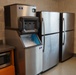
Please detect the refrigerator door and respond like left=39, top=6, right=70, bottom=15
left=62, top=13, right=74, bottom=31
left=62, top=31, right=74, bottom=61
left=41, top=12, right=59, bottom=35
left=42, top=33, right=59, bottom=71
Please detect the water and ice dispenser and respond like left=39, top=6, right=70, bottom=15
left=20, top=33, right=43, bottom=75
left=19, top=17, right=43, bottom=75
left=20, top=34, right=40, bottom=47
left=18, top=17, right=39, bottom=33
left=5, top=4, right=43, bottom=75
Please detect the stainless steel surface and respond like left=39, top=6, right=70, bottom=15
left=42, top=33, right=59, bottom=71
left=20, top=34, right=37, bottom=47
left=4, top=4, right=36, bottom=29
left=60, top=13, right=75, bottom=61
left=11, top=5, right=36, bottom=28
left=37, top=11, right=59, bottom=71
left=0, top=52, right=10, bottom=69
left=62, top=31, right=74, bottom=61
left=20, top=34, right=43, bottom=75
left=18, top=17, right=39, bottom=33
left=20, top=34, right=41, bottom=48
left=17, top=5, right=36, bottom=17
left=5, top=4, right=43, bottom=75
left=62, top=18, right=66, bottom=45
left=25, top=45, right=43, bottom=75
left=41, top=12, right=59, bottom=35
left=62, top=13, right=75, bottom=31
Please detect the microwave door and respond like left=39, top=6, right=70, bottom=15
left=0, top=52, right=11, bottom=69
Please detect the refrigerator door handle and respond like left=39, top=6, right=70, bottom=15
left=62, top=18, right=66, bottom=45
left=42, top=18, right=45, bottom=52
left=43, top=36, right=45, bottom=52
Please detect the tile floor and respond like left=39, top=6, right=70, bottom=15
left=42, top=57, right=76, bottom=75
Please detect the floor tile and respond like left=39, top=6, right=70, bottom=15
left=42, top=57, right=76, bottom=75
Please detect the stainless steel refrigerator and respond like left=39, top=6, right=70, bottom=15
left=59, top=13, right=75, bottom=62
left=36, top=11, right=59, bottom=72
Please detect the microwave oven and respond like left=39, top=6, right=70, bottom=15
left=0, top=52, right=11, bottom=69
left=18, top=16, right=39, bottom=33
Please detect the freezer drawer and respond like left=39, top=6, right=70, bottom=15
left=42, top=33, right=59, bottom=71
left=25, top=45, right=43, bottom=75
left=62, top=31, right=74, bottom=61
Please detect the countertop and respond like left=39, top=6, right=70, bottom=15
left=0, top=45, right=15, bottom=53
